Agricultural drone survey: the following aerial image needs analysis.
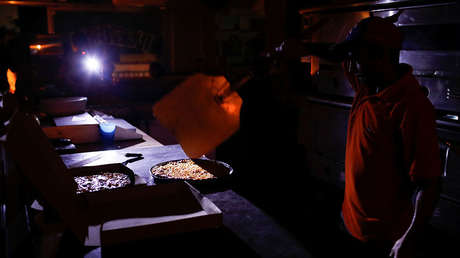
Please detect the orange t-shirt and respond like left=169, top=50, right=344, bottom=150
left=342, top=64, right=442, bottom=242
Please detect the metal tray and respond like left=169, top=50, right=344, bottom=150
left=67, top=163, right=136, bottom=194
left=150, top=158, right=233, bottom=192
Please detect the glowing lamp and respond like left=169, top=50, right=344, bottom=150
left=83, top=56, right=102, bottom=73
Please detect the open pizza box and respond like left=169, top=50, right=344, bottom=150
left=6, top=112, right=222, bottom=246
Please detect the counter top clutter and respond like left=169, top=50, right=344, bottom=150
left=40, top=112, right=160, bottom=148
left=6, top=112, right=223, bottom=246
left=59, top=147, right=313, bottom=258
left=37, top=95, right=162, bottom=151
left=3, top=111, right=313, bottom=258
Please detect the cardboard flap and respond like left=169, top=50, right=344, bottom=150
left=98, top=184, right=223, bottom=245
left=6, top=112, right=89, bottom=241
left=83, top=182, right=203, bottom=225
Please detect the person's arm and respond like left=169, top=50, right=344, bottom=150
left=391, top=100, right=442, bottom=258
left=390, top=178, right=441, bottom=258
left=408, top=179, right=441, bottom=235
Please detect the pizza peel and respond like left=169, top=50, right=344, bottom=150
left=153, top=73, right=249, bottom=158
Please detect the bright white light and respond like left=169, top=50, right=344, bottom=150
left=387, top=10, right=397, bottom=17
left=445, top=114, right=459, bottom=121
left=84, top=56, right=101, bottom=73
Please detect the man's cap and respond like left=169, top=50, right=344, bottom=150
left=332, top=16, right=403, bottom=61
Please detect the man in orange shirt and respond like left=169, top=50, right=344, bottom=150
left=336, top=17, right=442, bottom=258
left=277, top=15, right=443, bottom=257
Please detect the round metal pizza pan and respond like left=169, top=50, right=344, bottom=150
left=150, top=158, right=234, bottom=192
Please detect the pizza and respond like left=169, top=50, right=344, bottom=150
left=151, top=159, right=216, bottom=180
left=74, top=172, right=131, bottom=194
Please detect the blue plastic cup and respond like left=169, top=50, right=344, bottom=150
left=99, top=122, right=116, bottom=144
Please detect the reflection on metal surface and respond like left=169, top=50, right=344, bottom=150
left=374, top=3, right=460, bottom=26
left=444, top=143, right=450, bottom=177
left=444, top=114, right=459, bottom=121
left=299, top=0, right=456, bottom=14
left=29, top=42, right=63, bottom=55
left=374, top=2, right=460, bottom=113
left=299, top=0, right=460, bottom=115
left=400, top=51, right=460, bottom=72
left=447, top=88, right=460, bottom=100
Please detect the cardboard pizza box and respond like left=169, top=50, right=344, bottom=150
left=6, top=112, right=222, bottom=246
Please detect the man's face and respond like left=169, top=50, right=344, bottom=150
left=350, top=42, right=390, bottom=87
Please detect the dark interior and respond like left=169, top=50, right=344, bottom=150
left=1, top=1, right=459, bottom=258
